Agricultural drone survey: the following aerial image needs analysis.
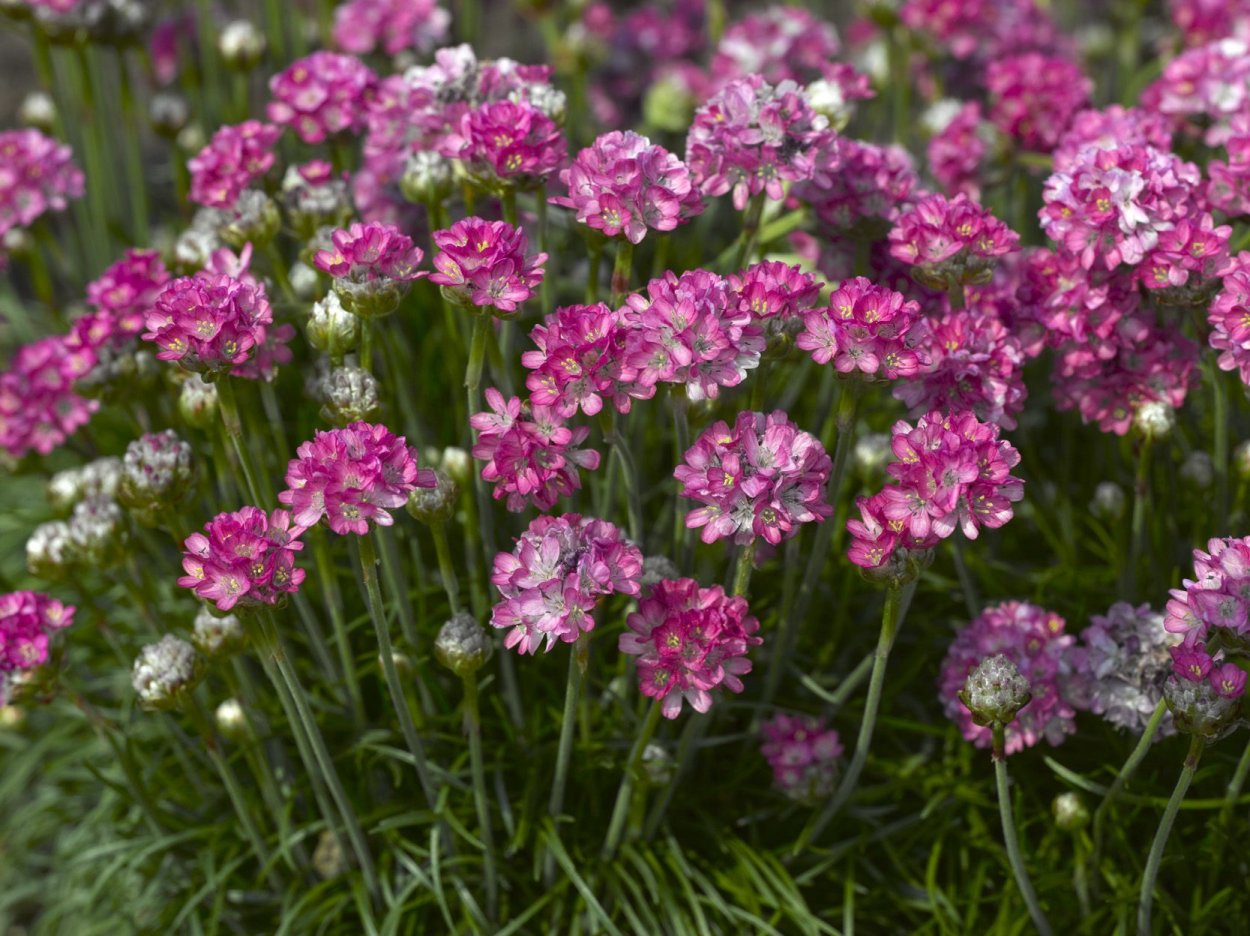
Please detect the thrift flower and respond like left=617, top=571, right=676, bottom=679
left=428, top=217, right=546, bottom=313
left=267, top=52, right=376, bottom=144
left=888, top=192, right=1019, bottom=289
left=179, top=507, right=306, bottom=611
left=188, top=121, right=282, bottom=209
left=759, top=712, right=843, bottom=803
left=0, top=128, right=84, bottom=240
left=313, top=221, right=427, bottom=317
left=442, top=99, right=566, bottom=191
left=332, top=0, right=449, bottom=56
left=796, top=277, right=923, bottom=379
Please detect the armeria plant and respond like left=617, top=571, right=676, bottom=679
left=4, top=0, right=1250, bottom=933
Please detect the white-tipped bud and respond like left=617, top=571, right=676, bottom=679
left=0, top=704, right=26, bottom=730
left=176, top=124, right=207, bottom=159
left=178, top=373, right=220, bottom=428
left=149, top=92, right=189, bottom=138
left=19, top=91, right=57, bottom=132
left=132, top=635, right=204, bottom=711
left=1180, top=451, right=1214, bottom=488
left=434, top=612, right=493, bottom=678
left=218, top=19, right=266, bottom=70
left=47, top=457, right=122, bottom=512
left=67, top=496, right=128, bottom=568
left=316, top=366, right=381, bottom=425
left=307, top=291, right=360, bottom=357
left=853, top=432, right=892, bottom=478
left=218, top=190, right=281, bottom=249
left=174, top=207, right=225, bottom=271
left=1235, top=440, right=1250, bottom=481
left=400, top=150, right=454, bottom=205
left=215, top=698, right=250, bottom=741
left=1089, top=481, right=1126, bottom=521
left=959, top=654, right=1031, bottom=730
left=439, top=447, right=472, bottom=487
left=1052, top=792, right=1089, bottom=832
left=640, top=555, right=680, bottom=589
left=642, top=742, right=675, bottom=786
left=313, top=830, right=348, bottom=879
left=192, top=606, right=246, bottom=659
left=1133, top=401, right=1175, bottom=440
left=405, top=470, right=459, bottom=525
left=1164, top=676, right=1243, bottom=741
left=118, top=430, right=195, bottom=523
left=27, top=520, right=73, bottom=579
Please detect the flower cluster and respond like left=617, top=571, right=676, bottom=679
left=280, top=422, right=433, bottom=536
left=0, top=336, right=97, bottom=460
left=0, top=128, right=84, bottom=240
left=470, top=389, right=600, bottom=512
left=267, top=52, right=376, bottom=144
left=709, top=6, right=840, bottom=89
left=848, top=410, right=1024, bottom=569
left=132, top=635, right=203, bottom=711
left=620, top=577, right=761, bottom=718
left=82, top=249, right=171, bottom=346
left=1065, top=602, right=1176, bottom=738
left=1051, top=105, right=1174, bottom=173
left=940, top=601, right=1077, bottom=754
left=442, top=99, right=566, bottom=190
left=117, top=429, right=195, bottom=522
left=685, top=75, right=833, bottom=211
left=0, top=591, right=74, bottom=678
left=728, top=260, right=823, bottom=335
left=1208, top=114, right=1250, bottom=217
left=428, top=217, right=546, bottom=313
left=796, top=277, right=923, bottom=379
left=797, top=138, right=920, bottom=238
left=927, top=102, right=991, bottom=201
left=888, top=193, right=1019, bottom=288
left=758, top=712, right=843, bottom=803
left=522, top=303, right=624, bottom=418
left=1164, top=536, right=1250, bottom=650
left=490, top=513, right=642, bottom=655
left=188, top=121, right=282, bottom=209
left=1141, top=37, right=1250, bottom=146
left=674, top=410, right=832, bottom=546
left=179, top=507, right=306, bottom=612
left=1209, top=253, right=1250, bottom=384
left=332, top=0, right=449, bottom=56
left=985, top=53, right=1091, bottom=153
left=550, top=131, right=704, bottom=244
left=313, top=221, right=426, bottom=317
left=1165, top=642, right=1247, bottom=739
left=143, top=268, right=273, bottom=377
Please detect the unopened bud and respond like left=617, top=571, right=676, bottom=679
left=1180, top=451, right=1214, bottom=488
left=178, top=373, right=219, bottom=428
left=1089, top=481, right=1126, bottom=521
left=307, top=291, right=360, bottom=357
left=149, top=92, right=189, bottom=138
left=290, top=261, right=321, bottom=301
left=282, top=162, right=352, bottom=240
left=959, top=654, right=1031, bottom=730
left=19, top=91, right=57, bottom=132
left=192, top=606, right=246, bottom=658
left=1133, top=401, right=1174, bottom=440
left=313, top=830, right=348, bottom=879
left=405, top=470, right=458, bottom=525
left=400, top=150, right=454, bottom=205
left=218, top=19, right=266, bottom=71
left=67, top=496, right=128, bottom=568
left=1052, top=792, right=1089, bottom=832
left=440, top=447, right=471, bottom=487
left=176, top=124, right=207, bottom=160
left=381, top=651, right=413, bottom=680
left=1164, top=675, right=1243, bottom=741
left=47, top=457, right=122, bottom=512
left=118, top=429, right=195, bottom=523
left=317, top=365, right=380, bottom=425
left=132, top=635, right=204, bottom=711
left=218, top=190, right=281, bottom=249
left=174, top=207, right=225, bottom=271
left=640, top=555, right=680, bottom=589
left=215, top=698, right=251, bottom=741
left=27, top=520, right=73, bottom=579
left=853, top=432, right=892, bottom=478
left=435, top=611, right=493, bottom=678
left=642, top=742, right=674, bottom=786
left=1235, top=440, right=1250, bottom=481
left=0, top=704, right=25, bottom=730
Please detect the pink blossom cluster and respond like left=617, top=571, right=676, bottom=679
left=313, top=221, right=426, bottom=316
left=279, top=422, right=433, bottom=536
left=939, top=601, right=1077, bottom=754
left=674, top=409, right=832, bottom=546
left=1169, top=643, right=1248, bottom=700
left=709, top=6, right=840, bottom=89
left=470, top=389, right=600, bottom=512
left=0, top=336, right=97, bottom=459
left=1141, top=37, right=1250, bottom=146
left=188, top=121, right=282, bottom=209
left=888, top=193, right=1019, bottom=288
left=428, top=217, right=546, bottom=313
left=490, top=513, right=642, bottom=655
left=332, top=0, right=449, bottom=56
left=797, top=138, right=920, bottom=237
left=985, top=53, right=1091, bottom=153
left=899, top=0, right=1067, bottom=63
left=550, top=131, right=704, bottom=244
left=1209, top=253, right=1250, bottom=383
left=267, top=52, right=377, bottom=144
left=1164, top=536, right=1250, bottom=648
left=894, top=306, right=1027, bottom=428
left=179, top=507, right=306, bottom=612
left=1169, top=0, right=1250, bottom=47
left=619, top=269, right=765, bottom=403
left=0, top=129, right=84, bottom=240
left=685, top=75, right=833, bottom=211
left=0, top=591, right=74, bottom=676
left=522, top=303, right=625, bottom=418
left=442, top=99, right=566, bottom=190
left=1051, top=106, right=1174, bottom=173
left=1207, top=114, right=1250, bottom=216
left=759, top=712, right=843, bottom=802
left=620, top=577, right=761, bottom=718
left=927, top=102, right=990, bottom=200
left=796, top=277, right=923, bottom=379
left=847, top=410, right=1023, bottom=569
left=728, top=260, right=823, bottom=330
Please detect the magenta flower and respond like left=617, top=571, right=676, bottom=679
left=710, top=6, right=840, bottom=88
left=728, top=260, right=823, bottom=328
left=1051, top=105, right=1174, bottom=173
left=490, top=513, right=642, bottom=655
left=1141, top=37, right=1250, bottom=146
left=85, top=249, right=172, bottom=339
left=143, top=269, right=273, bottom=377
left=551, top=131, right=703, bottom=244
left=442, top=99, right=566, bottom=190
left=1210, top=252, right=1250, bottom=384
left=428, top=217, right=546, bottom=313
left=1207, top=113, right=1250, bottom=216
left=674, top=410, right=832, bottom=546
left=470, top=389, right=601, bottom=512
left=1164, top=536, right=1250, bottom=649
left=1138, top=213, right=1231, bottom=295
left=267, top=52, right=376, bottom=144
left=179, top=507, right=306, bottom=612
left=985, top=53, right=1091, bottom=153
left=332, top=0, right=449, bottom=56
left=798, top=137, right=919, bottom=237
left=280, top=422, right=433, bottom=536
left=759, top=712, right=843, bottom=802
left=0, top=335, right=97, bottom=459
left=620, top=269, right=766, bottom=403
left=0, top=129, right=84, bottom=240
left=888, top=193, right=1019, bottom=288
left=685, top=75, right=833, bottom=211
left=313, top=221, right=427, bottom=317
left=928, top=102, right=990, bottom=201
left=188, top=121, right=282, bottom=209
left=796, top=277, right=923, bottom=379
left=0, top=591, right=75, bottom=679
left=619, top=577, right=761, bottom=718
left=940, top=601, right=1077, bottom=754
left=522, top=303, right=627, bottom=418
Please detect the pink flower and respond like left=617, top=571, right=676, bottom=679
left=985, top=53, right=1091, bottom=153
left=551, top=131, right=703, bottom=244
left=470, top=389, right=600, bottom=512
left=1164, top=536, right=1250, bottom=647
left=801, top=138, right=919, bottom=238
left=927, top=102, right=990, bottom=200
left=939, top=601, right=1077, bottom=754
left=898, top=0, right=1068, bottom=62
left=674, top=410, right=832, bottom=546
left=85, top=249, right=172, bottom=338
left=1138, top=213, right=1231, bottom=295
left=143, top=267, right=273, bottom=377
left=759, top=712, right=843, bottom=802
left=0, top=336, right=97, bottom=459
left=0, top=591, right=75, bottom=678
left=332, top=0, right=449, bottom=56
left=280, top=422, right=433, bottom=536
left=888, top=193, right=1019, bottom=288
left=796, top=276, right=923, bottom=379
left=314, top=221, right=427, bottom=317
left=442, top=99, right=566, bottom=190
left=1141, top=37, right=1250, bottom=146
left=728, top=260, right=823, bottom=341
left=1169, top=0, right=1250, bottom=47
left=522, top=303, right=626, bottom=418
left=1052, top=106, right=1174, bottom=173
left=188, top=121, right=282, bottom=209
left=1210, top=661, right=1248, bottom=699
left=0, top=129, right=84, bottom=239
left=1207, top=114, right=1250, bottom=216
left=710, top=6, right=840, bottom=88
left=619, top=577, right=761, bottom=718
left=428, top=217, right=546, bottom=313
left=685, top=75, right=834, bottom=211
left=490, top=513, right=642, bottom=655
left=267, top=52, right=376, bottom=144
left=179, top=507, right=306, bottom=612
left=1210, top=252, right=1250, bottom=384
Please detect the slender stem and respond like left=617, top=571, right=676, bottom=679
left=1138, top=736, right=1204, bottom=936
left=465, top=315, right=498, bottom=563
left=263, top=242, right=295, bottom=304
left=607, top=409, right=644, bottom=544
left=602, top=702, right=664, bottom=859
left=536, top=191, right=552, bottom=313
left=730, top=193, right=767, bottom=272
left=357, top=534, right=439, bottom=811
left=586, top=240, right=603, bottom=304
left=993, top=726, right=1054, bottom=936
left=1125, top=437, right=1153, bottom=598
left=947, top=280, right=966, bottom=312
left=731, top=545, right=754, bottom=598
left=115, top=50, right=149, bottom=245
left=671, top=391, right=692, bottom=562
left=463, top=672, right=498, bottom=921
left=1209, top=735, right=1250, bottom=888
left=643, top=713, right=702, bottom=839
left=429, top=521, right=464, bottom=615
left=312, top=535, right=366, bottom=727
left=501, top=189, right=518, bottom=228
left=216, top=379, right=265, bottom=506
left=610, top=239, right=634, bottom=306
left=950, top=537, right=980, bottom=618
left=1209, top=361, right=1230, bottom=524
left=543, top=635, right=588, bottom=885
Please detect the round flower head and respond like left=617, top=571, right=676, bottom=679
left=939, top=601, right=1077, bottom=754
left=0, top=129, right=84, bottom=240
left=489, top=513, right=642, bottom=655
left=332, top=0, right=449, bottom=57
left=442, top=98, right=566, bottom=191
left=759, top=712, right=843, bottom=803
left=427, top=217, right=546, bottom=313
left=267, top=51, right=376, bottom=144
left=685, top=75, right=834, bottom=211
left=143, top=268, right=273, bottom=377
left=798, top=138, right=920, bottom=239
left=282, top=161, right=354, bottom=239
left=927, top=101, right=992, bottom=201
left=1141, top=37, right=1250, bottom=146
left=620, top=577, right=761, bottom=719
left=192, top=605, right=246, bottom=658
left=551, top=130, right=703, bottom=244
left=47, top=456, right=121, bottom=512
left=796, top=277, right=923, bottom=379
left=728, top=260, right=823, bottom=344
left=0, top=335, right=98, bottom=459
left=132, top=635, right=203, bottom=711
left=710, top=6, right=840, bottom=88
left=313, top=221, right=427, bottom=318
left=522, top=303, right=627, bottom=418
left=1209, top=253, right=1250, bottom=386
left=117, top=429, right=195, bottom=523
left=674, top=409, right=832, bottom=546
left=179, top=507, right=306, bottom=612
left=959, top=654, right=1032, bottom=731
left=1165, top=536, right=1250, bottom=652
left=985, top=53, right=1091, bottom=153
left=434, top=611, right=492, bottom=677
left=1164, top=642, right=1246, bottom=740
left=888, top=193, right=1019, bottom=289
left=279, top=422, right=434, bottom=536
left=73, top=250, right=173, bottom=391
left=0, top=591, right=75, bottom=680
left=188, top=120, right=282, bottom=209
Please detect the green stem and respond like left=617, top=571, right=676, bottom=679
left=993, top=726, right=1054, bottom=936
left=312, top=535, right=366, bottom=727
left=536, top=191, right=552, bottom=312
left=1125, top=437, right=1153, bottom=599
left=463, top=672, right=498, bottom=921
left=951, top=537, right=980, bottom=618
left=602, top=702, right=664, bottom=858
left=586, top=239, right=603, bottom=304
left=430, top=521, right=464, bottom=615
left=730, top=193, right=767, bottom=272
left=260, top=0, right=287, bottom=67
left=216, top=378, right=265, bottom=506
left=115, top=50, right=149, bottom=245
left=731, top=545, right=754, bottom=598
left=194, top=0, right=224, bottom=126
left=610, top=239, right=634, bottom=306
left=263, top=241, right=295, bottom=305
left=543, top=635, right=588, bottom=885
left=465, top=315, right=497, bottom=559
left=501, top=189, right=518, bottom=228
left=670, top=390, right=692, bottom=562
left=947, top=280, right=966, bottom=312
left=1209, top=361, right=1230, bottom=524
left=606, top=409, right=643, bottom=544
left=1138, top=735, right=1204, bottom=936
left=1209, top=735, right=1250, bottom=888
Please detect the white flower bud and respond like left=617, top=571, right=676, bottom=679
left=218, top=19, right=266, bottom=71
left=435, top=612, right=493, bottom=677
left=132, top=635, right=203, bottom=711
left=959, top=654, right=1031, bottom=730
left=19, top=91, right=57, bottom=132
left=1089, top=481, right=1126, bottom=521
left=192, top=606, right=246, bottom=658
left=1133, top=401, right=1174, bottom=440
